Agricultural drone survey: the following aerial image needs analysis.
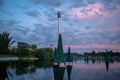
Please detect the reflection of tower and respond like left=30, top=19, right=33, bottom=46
left=57, top=3, right=61, bottom=37
left=105, top=60, right=109, bottom=72
left=67, top=65, right=73, bottom=80
left=53, top=66, right=65, bottom=80
left=105, top=49, right=110, bottom=72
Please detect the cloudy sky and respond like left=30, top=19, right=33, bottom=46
left=0, top=0, right=120, bottom=52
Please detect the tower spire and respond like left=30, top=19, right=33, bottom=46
left=57, top=3, right=61, bottom=37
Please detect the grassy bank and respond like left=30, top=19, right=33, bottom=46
left=0, top=54, right=33, bottom=58
left=0, top=54, right=13, bottom=58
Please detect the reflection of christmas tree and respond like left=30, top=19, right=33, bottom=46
left=105, top=60, right=109, bottom=72
left=67, top=65, right=73, bottom=80
left=53, top=66, right=65, bottom=80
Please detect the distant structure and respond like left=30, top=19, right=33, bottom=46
left=53, top=4, right=73, bottom=80
left=53, top=3, right=73, bottom=67
left=54, top=3, right=66, bottom=67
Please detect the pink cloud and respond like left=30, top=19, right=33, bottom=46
left=63, top=44, right=120, bottom=52
left=69, top=3, right=120, bottom=19
left=69, top=3, right=103, bottom=19
left=103, top=5, right=120, bottom=18
left=64, top=44, right=119, bottom=49
left=106, top=25, right=120, bottom=32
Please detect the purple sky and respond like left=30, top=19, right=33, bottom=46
left=0, top=0, right=120, bottom=52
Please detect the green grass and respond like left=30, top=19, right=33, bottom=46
left=0, top=54, right=32, bottom=58
left=18, top=55, right=32, bottom=58
left=0, top=54, right=13, bottom=58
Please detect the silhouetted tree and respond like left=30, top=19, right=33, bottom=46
left=0, top=31, right=15, bottom=54
left=30, top=44, right=37, bottom=57
left=35, top=48, right=54, bottom=59
left=36, top=48, right=44, bottom=59
left=17, top=42, right=30, bottom=55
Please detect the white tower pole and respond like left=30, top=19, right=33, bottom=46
left=58, top=17, right=60, bottom=36
left=57, top=3, right=61, bottom=38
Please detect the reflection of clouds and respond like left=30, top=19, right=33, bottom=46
left=6, top=61, right=120, bottom=80
left=9, top=68, right=54, bottom=80
left=71, top=62, right=120, bottom=80
left=73, top=61, right=120, bottom=69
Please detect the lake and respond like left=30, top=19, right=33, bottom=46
left=0, top=59, right=120, bottom=80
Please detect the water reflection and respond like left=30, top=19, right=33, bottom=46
left=66, top=65, right=73, bottom=80
left=105, top=60, right=109, bottom=72
left=53, top=66, right=65, bottom=80
left=16, top=60, right=36, bottom=75
left=0, top=59, right=120, bottom=80
left=53, top=65, right=73, bottom=80
left=0, top=62, right=8, bottom=80
left=0, top=59, right=53, bottom=80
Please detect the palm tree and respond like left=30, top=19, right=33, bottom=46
left=0, top=31, right=15, bottom=54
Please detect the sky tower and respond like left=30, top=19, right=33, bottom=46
left=53, top=3, right=66, bottom=66
left=57, top=3, right=61, bottom=37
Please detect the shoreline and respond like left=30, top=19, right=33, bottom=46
left=0, top=57, right=39, bottom=61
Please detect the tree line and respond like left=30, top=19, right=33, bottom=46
left=0, top=31, right=54, bottom=59
left=84, top=50, right=120, bottom=61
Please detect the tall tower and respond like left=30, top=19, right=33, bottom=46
left=57, top=3, right=61, bottom=37
left=54, top=3, right=66, bottom=66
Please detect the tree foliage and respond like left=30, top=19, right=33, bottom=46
left=0, top=31, right=15, bottom=54
left=16, top=42, right=54, bottom=59
left=36, top=48, right=54, bottom=59
left=17, top=42, right=31, bottom=55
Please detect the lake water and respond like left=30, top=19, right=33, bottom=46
left=0, top=59, right=120, bottom=80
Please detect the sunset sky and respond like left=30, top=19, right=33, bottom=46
left=0, top=0, right=120, bottom=52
